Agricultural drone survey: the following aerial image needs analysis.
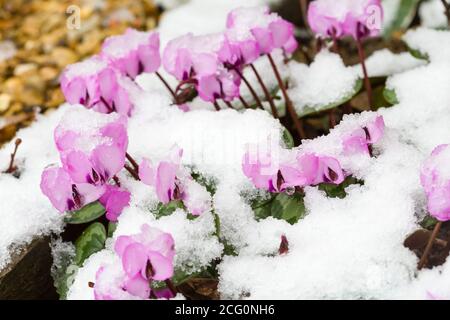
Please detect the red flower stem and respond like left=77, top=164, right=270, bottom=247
left=267, top=54, right=306, bottom=140
left=126, top=152, right=139, bottom=173
left=165, top=279, right=178, bottom=296
left=441, top=0, right=450, bottom=26
left=299, top=0, right=310, bottom=31
left=250, top=63, right=279, bottom=118
left=224, top=100, right=234, bottom=109
left=213, top=101, right=221, bottom=111
left=232, top=67, right=264, bottom=109
left=328, top=109, right=337, bottom=129
left=124, top=164, right=140, bottom=180
left=155, top=71, right=178, bottom=103
left=355, top=38, right=373, bottom=110
left=5, top=138, right=22, bottom=174
left=418, top=221, right=443, bottom=270
left=239, top=95, right=250, bottom=109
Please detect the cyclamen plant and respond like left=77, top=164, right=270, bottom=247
left=308, top=0, right=383, bottom=109
left=418, top=144, right=450, bottom=269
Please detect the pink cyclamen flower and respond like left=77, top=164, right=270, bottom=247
left=60, top=56, right=134, bottom=116
left=343, top=115, right=385, bottom=155
left=139, top=147, right=183, bottom=204
left=242, top=149, right=281, bottom=192
left=54, top=109, right=128, bottom=187
left=40, top=166, right=105, bottom=212
left=162, top=33, right=242, bottom=103
left=308, top=0, right=383, bottom=40
left=101, top=28, right=161, bottom=79
left=420, top=144, right=450, bottom=221
left=225, top=6, right=298, bottom=58
left=280, top=153, right=320, bottom=189
left=99, top=185, right=131, bottom=221
left=113, top=224, right=175, bottom=299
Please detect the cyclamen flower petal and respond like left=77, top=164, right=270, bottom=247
left=60, top=56, right=135, bottom=116
left=343, top=115, right=385, bottom=156
left=425, top=185, right=450, bottom=222
left=99, top=185, right=131, bottom=221
left=307, top=0, right=383, bottom=40
left=40, top=166, right=105, bottom=213
left=102, top=29, right=161, bottom=79
left=114, top=224, right=175, bottom=292
left=280, top=153, right=320, bottom=189
left=181, top=179, right=212, bottom=216
left=242, top=150, right=279, bottom=192
left=315, top=156, right=345, bottom=185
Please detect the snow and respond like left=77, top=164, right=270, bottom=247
left=403, top=27, right=450, bottom=62
left=352, top=49, right=426, bottom=77
left=288, top=51, right=360, bottom=115
left=420, top=0, right=449, bottom=29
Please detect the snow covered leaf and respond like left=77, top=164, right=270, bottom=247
left=318, top=176, right=363, bottom=199
left=295, top=79, right=363, bottom=118
left=282, top=127, right=294, bottom=149
left=74, top=222, right=107, bottom=266
left=408, top=46, right=429, bottom=61
left=383, top=0, right=420, bottom=38
left=154, top=200, right=185, bottom=219
left=65, top=201, right=106, bottom=225
left=383, top=88, right=399, bottom=105
left=271, top=193, right=306, bottom=225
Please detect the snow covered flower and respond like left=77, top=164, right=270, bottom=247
left=343, top=115, right=385, bottom=155
left=40, top=166, right=105, bottom=213
left=101, top=28, right=161, bottom=79
left=60, top=56, right=135, bottom=116
left=242, top=150, right=281, bottom=192
left=139, top=147, right=211, bottom=215
left=111, top=224, right=175, bottom=299
left=162, top=33, right=241, bottom=103
left=420, top=144, right=450, bottom=221
left=225, top=6, right=298, bottom=57
left=54, top=110, right=128, bottom=187
left=307, top=0, right=383, bottom=40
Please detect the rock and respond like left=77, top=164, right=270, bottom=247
left=14, top=63, right=38, bottom=76
left=51, top=47, right=78, bottom=68
left=39, top=67, right=59, bottom=82
left=0, top=94, right=12, bottom=113
left=0, top=237, right=57, bottom=300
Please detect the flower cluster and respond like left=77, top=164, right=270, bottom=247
left=139, top=146, right=212, bottom=216
left=307, top=0, right=383, bottom=40
left=94, top=224, right=175, bottom=300
left=421, top=144, right=450, bottom=221
left=243, top=149, right=344, bottom=193
left=40, top=110, right=130, bottom=221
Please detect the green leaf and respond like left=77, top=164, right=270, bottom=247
left=107, top=221, right=117, bottom=238
left=190, top=172, right=217, bottom=194
left=74, top=222, right=107, bottom=266
left=382, top=0, right=420, bottom=38
left=296, top=79, right=363, bottom=117
left=318, top=176, right=363, bottom=199
left=408, top=46, right=430, bottom=61
left=271, top=193, right=306, bottom=225
left=153, top=200, right=185, bottom=219
left=282, top=127, right=295, bottom=149
left=65, top=201, right=105, bottom=225
left=383, top=88, right=399, bottom=105
left=420, top=216, right=439, bottom=230
left=172, top=269, right=201, bottom=286
left=54, top=263, right=79, bottom=300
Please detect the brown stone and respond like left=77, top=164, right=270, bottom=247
left=39, top=67, right=59, bottom=82
left=0, top=94, right=12, bottom=113
left=0, top=237, right=57, bottom=300
left=51, top=47, right=78, bottom=68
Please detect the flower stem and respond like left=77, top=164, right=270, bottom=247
left=155, top=71, right=178, bottom=103
left=250, top=63, right=279, bottom=118
left=418, top=221, right=443, bottom=270
left=232, top=67, right=264, bottom=109
left=5, top=138, right=22, bottom=174
left=328, top=109, right=337, bottom=129
left=126, top=152, right=139, bottom=172
left=113, top=175, right=121, bottom=187
left=267, top=54, right=306, bottom=140
left=441, top=0, right=450, bottom=26
left=124, top=164, right=140, bottom=180
left=355, top=38, right=373, bottom=110
left=213, top=101, right=221, bottom=111
left=224, top=100, right=234, bottom=109
left=299, top=0, right=310, bottom=31
left=239, top=95, right=250, bottom=109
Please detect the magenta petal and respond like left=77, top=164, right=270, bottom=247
left=343, top=129, right=370, bottom=156
left=100, top=121, right=128, bottom=152
left=269, top=20, right=293, bottom=49
left=122, top=243, right=148, bottom=278
left=251, top=27, right=273, bottom=54
left=63, top=77, right=87, bottom=105
left=365, top=116, right=385, bottom=144
left=63, top=151, right=94, bottom=184
left=123, top=274, right=151, bottom=299
left=147, top=251, right=174, bottom=281
left=192, top=53, right=218, bottom=76
left=91, top=144, right=126, bottom=181
left=139, top=158, right=156, bottom=186
left=155, top=161, right=178, bottom=204
left=40, top=167, right=73, bottom=212
left=197, top=75, right=221, bottom=102
left=76, top=183, right=106, bottom=205
left=427, top=185, right=450, bottom=221
left=320, top=156, right=345, bottom=185
left=115, top=235, right=134, bottom=257
left=99, top=185, right=131, bottom=222
left=154, top=288, right=175, bottom=299
left=98, top=68, right=119, bottom=102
